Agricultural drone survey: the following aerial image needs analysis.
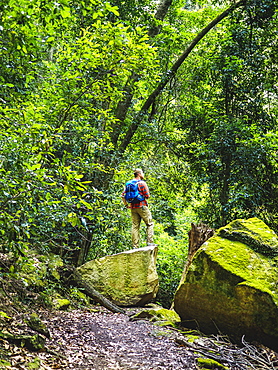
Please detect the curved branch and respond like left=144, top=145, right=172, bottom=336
left=118, top=0, right=247, bottom=153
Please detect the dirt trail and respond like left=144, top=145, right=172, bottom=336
left=43, top=309, right=197, bottom=369
left=3, top=307, right=278, bottom=369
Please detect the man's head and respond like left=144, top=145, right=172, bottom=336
left=134, top=168, right=144, bottom=179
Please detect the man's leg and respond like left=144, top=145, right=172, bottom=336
left=131, top=208, right=141, bottom=248
left=138, top=206, right=154, bottom=245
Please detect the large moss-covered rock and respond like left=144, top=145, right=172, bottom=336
left=174, top=218, right=278, bottom=351
left=76, top=245, right=159, bottom=306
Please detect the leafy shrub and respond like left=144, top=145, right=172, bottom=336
left=15, top=251, right=63, bottom=288
left=154, top=223, right=188, bottom=308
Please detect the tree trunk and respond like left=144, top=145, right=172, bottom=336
left=111, top=0, right=173, bottom=146
left=181, top=223, right=214, bottom=281
left=171, top=222, right=214, bottom=309
left=220, top=158, right=231, bottom=226
left=75, top=230, right=92, bottom=267
left=188, top=222, right=214, bottom=261
left=148, top=0, right=173, bottom=37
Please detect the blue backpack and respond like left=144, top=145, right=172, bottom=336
left=125, top=180, right=145, bottom=203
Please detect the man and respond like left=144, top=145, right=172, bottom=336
left=122, top=169, right=154, bottom=248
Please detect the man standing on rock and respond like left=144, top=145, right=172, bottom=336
left=122, top=168, right=154, bottom=248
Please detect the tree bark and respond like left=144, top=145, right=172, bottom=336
left=171, top=222, right=214, bottom=310
left=118, top=0, right=247, bottom=153
left=148, top=0, right=173, bottom=37
left=187, top=222, right=214, bottom=261
left=180, top=222, right=214, bottom=282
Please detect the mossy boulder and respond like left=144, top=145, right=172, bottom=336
left=52, top=298, right=71, bottom=310
left=174, top=218, right=278, bottom=351
left=0, top=330, right=45, bottom=351
left=130, top=304, right=181, bottom=326
left=26, top=313, right=51, bottom=338
left=76, top=245, right=159, bottom=306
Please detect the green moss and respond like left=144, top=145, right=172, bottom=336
left=69, top=287, right=90, bottom=306
left=131, top=306, right=181, bottom=324
left=52, top=298, right=70, bottom=310
left=197, top=358, right=228, bottom=369
left=149, top=328, right=173, bottom=337
left=179, top=329, right=202, bottom=342
left=196, top=219, right=278, bottom=304
left=77, top=246, right=159, bottom=306
left=26, top=313, right=50, bottom=338
left=0, top=331, right=45, bottom=351
left=217, top=218, right=278, bottom=257
left=186, top=334, right=200, bottom=343
left=154, top=320, right=176, bottom=327
left=25, top=334, right=45, bottom=351
left=0, top=311, right=11, bottom=319
left=27, top=357, right=41, bottom=369
left=174, top=217, right=278, bottom=347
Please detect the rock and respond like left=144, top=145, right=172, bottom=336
left=26, top=313, right=51, bottom=338
left=197, top=358, right=228, bottom=370
left=0, top=330, right=45, bottom=351
left=130, top=304, right=181, bottom=327
left=76, top=245, right=159, bottom=306
left=52, top=298, right=71, bottom=310
left=174, top=218, right=278, bottom=351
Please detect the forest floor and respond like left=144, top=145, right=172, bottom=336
left=2, top=304, right=278, bottom=370
left=1, top=304, right=198, bottom=370
left=1, top=277, right=278, bottom=370
left=41, top=307, right=200, bottom=369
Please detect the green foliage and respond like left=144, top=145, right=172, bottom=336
left=0, top=0, right=161, bottom=263
left=155, top=223, right=188, bottom=308
left=0, top=359, right=12, bottom=368
left=1, top=0, right=278, bottom=311
left=69, top=287, right=90, bottom=306
left=0, top=311, right=11, bottom=319
left=155, top=0, right=278, bottom=229
left=9, top=250, right=63, bottom=289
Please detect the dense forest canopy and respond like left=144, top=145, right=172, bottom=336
left=0, top=0, right=278, bottom=279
